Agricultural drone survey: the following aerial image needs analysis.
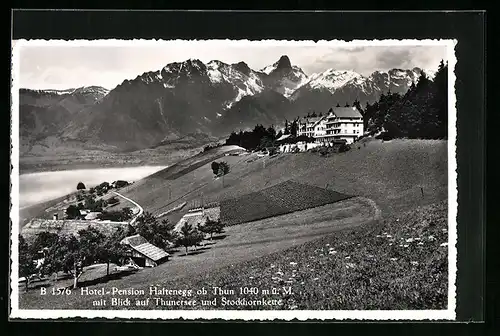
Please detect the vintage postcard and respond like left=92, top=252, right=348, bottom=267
left=10, top=39, right=457, bottom=320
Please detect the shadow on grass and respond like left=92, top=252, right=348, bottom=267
left=211, top=234, right=228, bottom=241
left=178, top=249, right=209, bottom=257
left=73, top=269, right=138, bottom=289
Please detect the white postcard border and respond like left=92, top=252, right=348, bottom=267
left=10, top=38, right=458, bottom=321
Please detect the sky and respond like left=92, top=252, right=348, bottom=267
left=15, top=41, right=448, bottom=91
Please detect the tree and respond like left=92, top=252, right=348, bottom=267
left=121, top=207, right=133, bottom=220
left=199, top=219, right=225, bottom=240
left=217, top=161, right=230, bottom=176
left=276, top=130, right=283, bottom=139
left=19, top=235, right=37, bottom=291
left=284, top=120, right=290, bottom=135
left=41, top=234, right=83, bottom=288
left=266, top=125, right=277, bottom=140
left=175, top=222, right=204, bottom=256
left=311, top=111, right=318, bottom=117
left=344, top=102, right=350, bottom=107
left=60, top=235, right=84, bottom=289
left=335, top=103, right=340, bottom=107
left=431, top=59, right=448, bottom=138
left=66, top=205, right=80, bottom=219
left=100, top=227, right=128, bottom=276
left=76, top=182, right=86, bottom=190
left=290, top=119, right=298, bottom=137
left=108, top=196, right=119, bottom=205
left=135, top=212, right=177, bottom=250
left=78, top=226, right=105, bottom=266
left=260, top=136, right=274, bottom=149
left=211, top=161, right=220, bottom=175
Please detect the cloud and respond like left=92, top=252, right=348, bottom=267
left=16, top=42, right=448, bottom=89
left=375, top=49, right=412, bottom=69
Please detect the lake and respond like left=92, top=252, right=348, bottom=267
left=19, top=166, right=167, bottom=209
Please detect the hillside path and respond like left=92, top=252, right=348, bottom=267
left=112, top=191, right=143, bottom=225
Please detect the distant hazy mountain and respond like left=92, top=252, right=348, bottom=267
left=19, top=55, right=436, bottom=153
left=19, top=86, right=109, bottom=153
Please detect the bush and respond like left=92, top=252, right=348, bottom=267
left=114, top=180, right=129, bottom=188
left=211, top=161, right=220, bottom=175
left=108, top=196, right=119, bottom=205
left=211, top=161, right=230, bottom=177
left=204, top=143, right=223, bottom=152
left=268, top=147, right=278, bottom=156
left=319, top=146, right=329, bottom=157
left=76, top=182, right=86, bottom=190
left=218, top=161, right=230, bottom=176
left=97, top=207, right=133, bottom=222
left=65, top=205, right=80, bottom=219
left=339, top=143, right=351, bottom=153
left=375, top=131, right=394, bottom=141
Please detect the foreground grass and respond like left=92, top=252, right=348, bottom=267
left=19, top=198, right=374, bottom=309
left=157, top=201, right=448, bottom=310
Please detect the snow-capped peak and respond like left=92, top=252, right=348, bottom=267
left=308, top=69, right=365, bottom=91
left=27, top=86, right=109, bottom=97
left=260, top=64, right=276, bottom=75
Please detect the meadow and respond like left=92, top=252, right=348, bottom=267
left=19, top=138, right=449, bottom=310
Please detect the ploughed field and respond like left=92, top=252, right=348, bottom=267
left=220, top=180, right=351, bottom=226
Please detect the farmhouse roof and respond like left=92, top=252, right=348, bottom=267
left=21, top=218, right=129, bottom=240
left=332, top=107, right=363, bottom=118
left=174, top=206, right=221, bottom=232
left=277, top=134, right=291, bottom=141
left=120, top=234, right=170, bottom=262
left=85, top=212, right=102, bottom=220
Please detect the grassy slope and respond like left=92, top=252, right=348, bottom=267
left=156, top=201, right=448, bottom=310
left=19, top=139, right=449, bottom=310
left=20, top=197, right=376, bottom=309
left=123, top=139, right=447, bottom=221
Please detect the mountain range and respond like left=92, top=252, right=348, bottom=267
left=19, top=55, right=436, bottom=153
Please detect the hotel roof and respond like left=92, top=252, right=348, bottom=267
left=331, top=107, right=363, bottom=118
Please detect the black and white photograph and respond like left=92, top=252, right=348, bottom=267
left=10, top=38, right=457, bottom=320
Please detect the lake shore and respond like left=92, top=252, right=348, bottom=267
left=18, top=147, right=202, bottom=175
left=19, top=160, right=167, bottom=175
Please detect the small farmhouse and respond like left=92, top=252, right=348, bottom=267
left=120, top=234, right=170, bottom=268
left=21, top=218, right=129, bottom=241
left=79, top=209, right=90, bottom=217
left=174, top=204, right=221, bottom=232
left=84, top=212, right=102, bottom=220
